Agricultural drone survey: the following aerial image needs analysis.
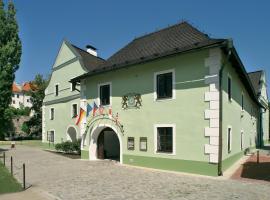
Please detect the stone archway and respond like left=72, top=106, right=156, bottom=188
left=89, top=124, right=123, bottom=163
left=67, top=126, right=77, bottom=142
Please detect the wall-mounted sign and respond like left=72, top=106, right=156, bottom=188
left=122, top=93, right=142, bottom=109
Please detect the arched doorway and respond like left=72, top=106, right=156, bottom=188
left=67, top=126, right=77, bottom=142
left=89, top=124, right=122, bottom=163
left=97, top=128, right=120, bottom=161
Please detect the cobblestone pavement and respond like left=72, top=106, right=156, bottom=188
left=1, top=145, right=270, bottom=200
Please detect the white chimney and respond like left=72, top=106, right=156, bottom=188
left=86, top=45, right=97, bottom=57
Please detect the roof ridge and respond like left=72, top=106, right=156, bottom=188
left=133, top=21, right=209, bottom=41
left=248, top=70, right=263, bottom=74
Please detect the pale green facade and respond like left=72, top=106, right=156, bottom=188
left=43, top=39, right=267, bottom=176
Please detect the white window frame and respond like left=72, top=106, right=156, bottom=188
left=71, top=103, right=78, bottom=118
left=54, top=83, right=59, bottom=96
left=49, top=107, right=55, bottom=120
left=48, top=130, right=55, bottom=143
left=154, top=124, right=176, bottom=155
left=97, top=82, right=112, bottom=106
left=154, top=69, right=175, bottom=101
left=227, top=126, right=232, bottom=153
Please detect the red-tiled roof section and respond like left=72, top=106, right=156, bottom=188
left=22, top=82, right=32, bottom=92
left=12, top=83, right=21, bottom=92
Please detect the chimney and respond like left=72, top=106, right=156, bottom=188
left=86, top=45, right=97, bottom=56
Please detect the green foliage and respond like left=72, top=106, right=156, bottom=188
left=26, top=74, right=48, bottom=136
left=8, top=106, right=31, bottom=116
left=55, top=139, right=81, bottom=154
left=0, top=0, right=22, bottom=139
left=21, top=122, right=30, bottom=134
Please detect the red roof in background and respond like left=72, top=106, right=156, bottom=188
left=12, top=83, right=21, bottom=92
left=22, top=82, right=32, bottom=92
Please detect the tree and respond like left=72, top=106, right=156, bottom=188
left=26, top=74, right=48, bottom=136
left=0, top=0, right=22, bottom=139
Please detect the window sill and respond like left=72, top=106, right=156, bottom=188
left=155, top=97, right=174, bottom=102
left=155, top=151, right=175, bottom=156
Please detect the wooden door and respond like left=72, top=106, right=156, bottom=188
left=97, top=132, right=104, bottom=159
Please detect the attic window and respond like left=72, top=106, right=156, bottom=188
left=55, top=84, right=59, bottom=96
left=71, top=82, right=76, bottom=92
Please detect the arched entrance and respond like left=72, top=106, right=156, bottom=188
left=97, top=128, right=120, bottom=161
left=67, top=126, right=77, bottom=142
left=89, top=124, right=122, bottom=163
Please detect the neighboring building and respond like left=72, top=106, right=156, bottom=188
left=248, top=71, right=269, bottom=144
left=43, top=22, right=268, bottom=176
left=11, top=82, right=33, bottom=109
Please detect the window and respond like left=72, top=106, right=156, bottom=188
left=228, top=76, right=232, bottom=101
left=12, top=100, right=15, bottom=104
left=241, top=93, right=244, bottom=111
left=55, top=84, right=59, bottom=96
left=127, top=137, right=135, bottom=150
left=156, top=72, right=173, bottom=99
left=156, top=126, right=173, bottom=153
left=227, top=127, right=232, bottom=153
left=47, top=131, right=55, bottom=142
left=50, top=108, right=54, bottom=120
left=17, top=94, right=19, bottom=98
left=99, top=83, right=111, bottom=106
left=27, top=99, right=30, bottom=103
left=71, top=82, right=76, bottom=92
left=12, top=94, right=15, bottom=97
left=72, top=104, right=78, bottom=118
left=140, top=137, right=147, bottom=151
left=240, top=131, right=244, bottom=150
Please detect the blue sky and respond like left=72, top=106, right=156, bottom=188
left=7, top=0, right=270, bottom=94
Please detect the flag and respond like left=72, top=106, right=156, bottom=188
left=99, top=105, right=104, bottom=115
left=108, top=106, right=112, bottom=117
left=93, top=102, right=98, bottom=116
left=114, top=112, right=119, bottom=124
left=86, top=103, right=92, bottom=117
left=76, top=108, right=86, bottom=125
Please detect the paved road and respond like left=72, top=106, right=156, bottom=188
left=1, top=145, right=270, bottom=200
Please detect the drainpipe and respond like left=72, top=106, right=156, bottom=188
left=218, top=39, right=233, bottom=176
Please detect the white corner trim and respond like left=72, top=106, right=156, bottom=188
left=153, top=69, right=175, bottom=101
left=97, top=82, right=112, bottom=106
left=153, top=124, right=176, bottom=155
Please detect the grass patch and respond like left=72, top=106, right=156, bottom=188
left=0, top=162, right=22, bottom=194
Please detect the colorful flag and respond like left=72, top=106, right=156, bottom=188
left=93, top=102, right=98, bottom=116
left=86, top=103, right=92, bottom=117
left=108, top=106, right=112, bottom=117
left=114, top=112, right=119, bottom=124
left=76, top=108, right=86, bottom=125
left=99, top=105, right=104, bottom=115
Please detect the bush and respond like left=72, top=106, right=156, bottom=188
left=55, top=139, right=81, bottom=154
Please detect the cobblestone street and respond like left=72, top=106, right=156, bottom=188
left=1, top=145, right=270, bottom=200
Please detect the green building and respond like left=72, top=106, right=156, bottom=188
left=43, top=22, right=269, bottom=176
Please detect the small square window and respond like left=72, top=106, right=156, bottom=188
left=55, top=84, right=59, bottom=96
left=127, top=137, right=134, bottom=150
left=12, top=100, right=15, bottom=104
left=228, top=76, right=232, bottom=101
left=50, top=108, right=54, bottom=120
left=17, top=94, right=19, bottom=98
left=140, top=137, right=147, bottom=151
left=71, top=83, right=76, bottom=92
left=228, top=127, right=232, bottom=153
left=72, top=104, right=78, bottom=118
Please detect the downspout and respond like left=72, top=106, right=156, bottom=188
left=218, top=39, right=233, bottom=176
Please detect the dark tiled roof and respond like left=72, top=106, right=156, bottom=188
left=248, top=70, right=263, bottom=95
left=72, top=22, right=226, bottom=81
left=71, top=45, right=105, bottom=71
left=103, top=22, right=224, bottom=68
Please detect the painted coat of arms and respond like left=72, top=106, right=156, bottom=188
left=122, top=93, right=142, bottom=109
